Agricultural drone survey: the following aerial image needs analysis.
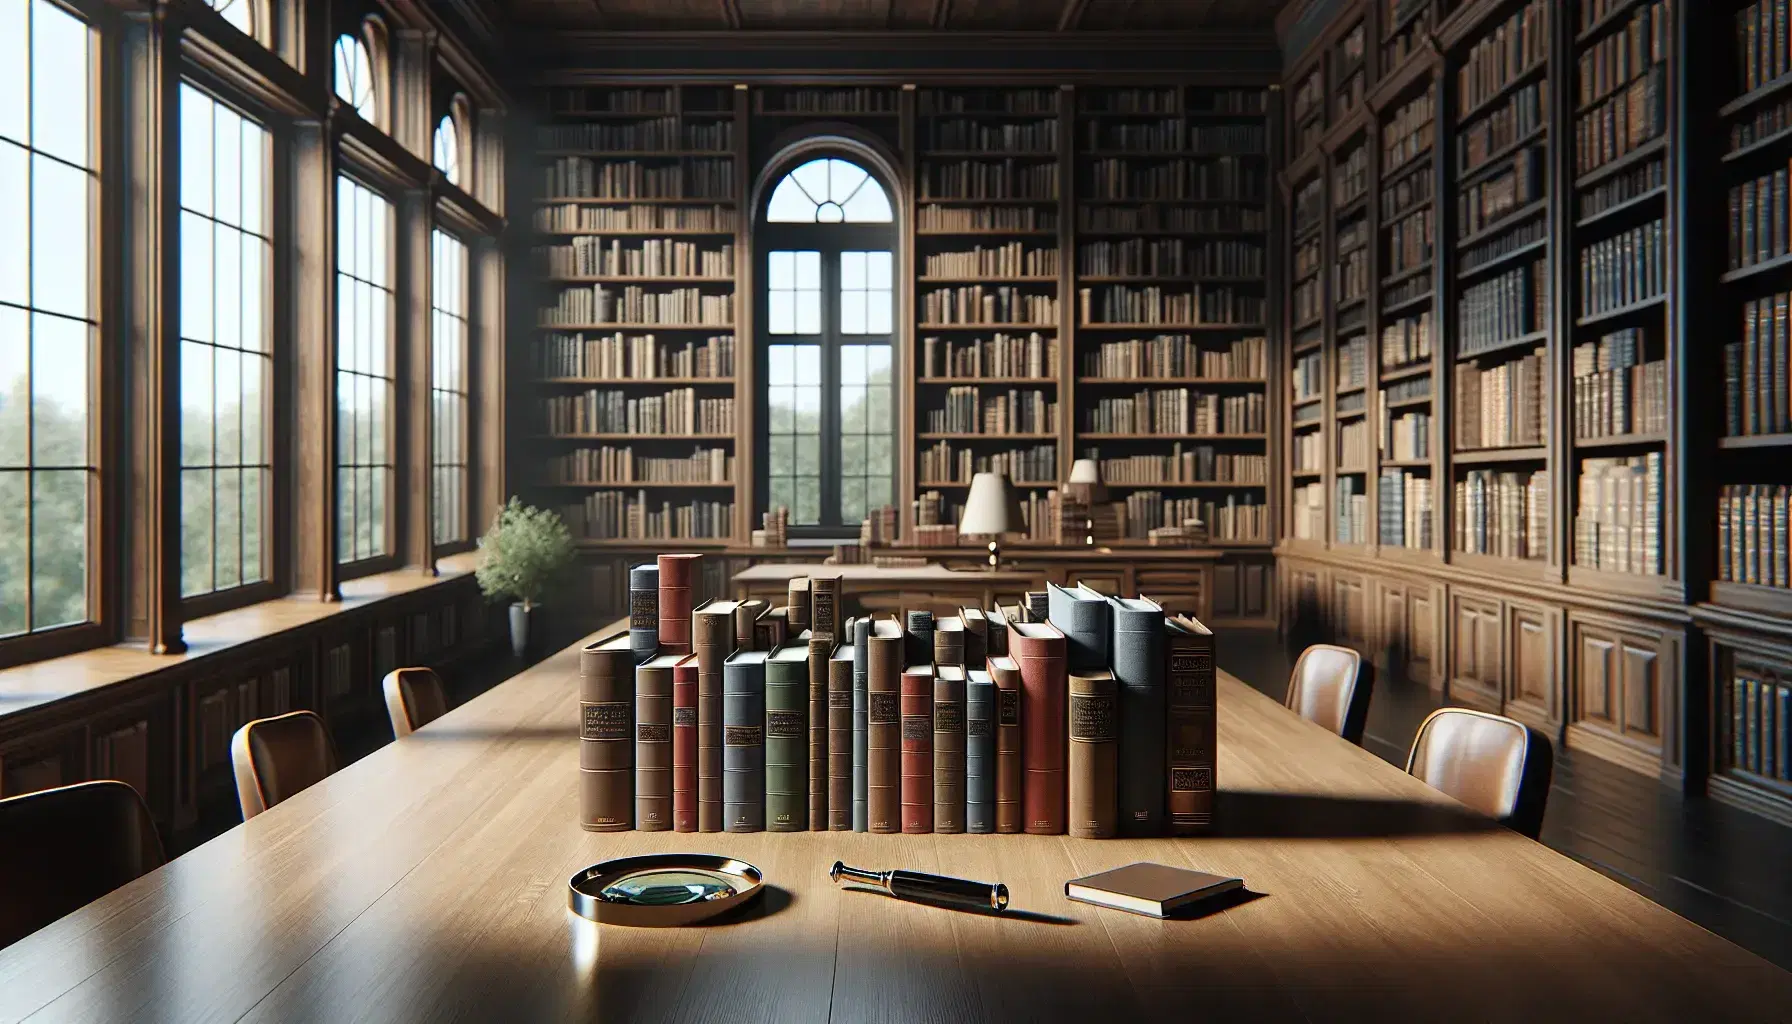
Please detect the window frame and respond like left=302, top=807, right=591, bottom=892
left=754, top=155, right=899, bottom=540
left=428, top=222, right=473, bottom=556
left=332, top=169, right=399, bottom=580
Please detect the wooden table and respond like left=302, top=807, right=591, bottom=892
left=733, top=562, right=1036, bottom=613
left=2, top=630, right=1788, bottom=1023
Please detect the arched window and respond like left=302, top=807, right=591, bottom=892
left=206, top=0, right=255, bottom=38
left=332, top=32, right=376, bottom=124
left=432, top=115, right=460, bottom=185
left=758, top=155, right=896, bottom=534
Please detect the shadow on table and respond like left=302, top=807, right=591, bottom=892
left=1209, top=790, right=1503, bottom=839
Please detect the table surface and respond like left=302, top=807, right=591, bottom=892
left=732, top=563, right=1036, bottom=585
left=3, top=630, right=1788, bottom=1024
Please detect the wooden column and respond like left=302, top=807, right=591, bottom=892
left=400, top=186, right=435, bottom=574
left=473, top=234, right=506, bottom=537
left=291, top=118, right=340, bottom=602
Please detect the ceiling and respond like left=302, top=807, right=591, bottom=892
left=503, top=0, right=1298, bottom=33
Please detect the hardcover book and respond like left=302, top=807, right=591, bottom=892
left=723, top=649, right=769, bottom=833
left=934, top=616, right=966, bottom=667
left=853, top=616, right=874, bottom=832
left=986, top=606, right=1012, bottom=657
left=657, top=553, right=702, bottom=654
left=692, top=598, right=738, bottom=833
left=578, top=632, right=636, bottom=832
left=1166, top=615, right=1217, bottom=834
left=628, top=563, right=659, bottom=662
left=1065, top=862, right=1242, bottom=919
left=758, top=605, right=790, bottom=651
left=811, top=575, right=842, bottom=640
left=1068, top=669, right=1119, bottom=838
left=734, top=598, right=767, bottom=651
left=906, top=609, right=936, bottom=667
left=934, top=664, right=968, bottom=834
left=1009, top=621, right=1069, bottom=835
left=764, top=642, right=810, bottom=833
left=829, top=637, right=855, bottom=830
left=867, top=616, right=906, bottom=833
left=1024, top=590, right=1049, bottom=623
left=672, top=652, right=698, bottom=832
left=1048, top=582, right=1111, bottom=672
left=966, top=668, right=996, bottom=833
left=635, top=653, right=681, bottom=832
left=808, top=634, right=833, bottom=831
left=901, top=664, right=936, bottom=834
left=787, top=576, right=811, bottom=631
left=960, top=607, right=989, bottom=665
left=1109, top=596, right=1166, bottom=836
left=988, top=654, right=1025, bottom=833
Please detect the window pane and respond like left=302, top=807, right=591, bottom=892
left=180, top=88, right=214, bottom=217
left=795, top=251, right=820, bottom=289
left=335, top=175, right=395, bottom=563
left=840, top=291, right=865, bottom=335
left=0, top=306, right=26, bottom=467
left=31, top=313, right=86, bottom=466
left=840, top=252, right=865, bottom=290
left=0, top=1, right=25, bottom=146
left=768, top=291, right=794, bottom=335
left=0, top=471, right=23, bottom=635
left=0, top=142, right=26, bottom=307
left=32, top=155, right=88, bottom=320
left=31, top=2, right=88, bottom=168
left=795, top=291, right=820, bottom=336
left=431, top=230, right=469, bottom=545
left=31, top=468, right=85, bottom=628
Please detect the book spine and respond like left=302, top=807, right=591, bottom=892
left=934, top=629, right=965, bottom=667
left=765, top=659, right=808, bottom=832
left=578, top=649, right=633, bottom=831
left=629, top=565, right=659, bottom=661
left=658, top=553, right=700, bottom=654
left=811, top=576, right=840, bottom=639
left=788, top=582, right=811, bottom=631
left=966, top=675, right=996, bottom=833
left=1048, top=587, right=1110, bottom=671
left=723, top=658, right=765, bottom=833
left=673, top=661, right=697, bottom=832
left=1167, top=624, right=1217, bottom=834
left=808, top=639, right=830, bottom=830
left=1111, top=605, right=1166, bottom=835
left=1016, top=634, right=1068, bottom=834
left=635, top=664, right=673, bottom=831
left=901, top=669, right=934, bottom=833
left=994, top=662, right=1024, bottom=833
left=867, top=632, right=902, bottom=833
left=1068, top=672, right=1119, bottom=839
left=694, top=610, right=730, bottom=832
left=853, top=617, right=871, bottom=831
left=934, top=675, right=967, bottom=833
left=906, top=610, right=936, bottom=666
left=829, top=655, right=854, bottom=829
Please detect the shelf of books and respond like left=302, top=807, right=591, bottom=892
left=1071, top=85, right=1272, bottom=549
left=912, top=85, right=1068, bottom=545
left=1331, top=114, right=1375, bottom=552
left=533, top=84, right=744, bottom=547
left=1289, top=160, right=1329, bottom=550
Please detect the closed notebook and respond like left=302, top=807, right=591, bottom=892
left=900, top=664, right=935, bottom=834
left=933, top=664, right=967, bottom=834
left=723, top=649, right=768, bottom=833
left=578, top=633, right=635, bottom=832
left=828, top=639, right=855, bottom=830
left=965, top=669, right=996, bottom=834
left=1064, top=862, right=1243, bottom=919
left=764, top=643, right=810, bottom=833
left=692, top=598, right=738, bottom=833
left=635, top=653, right=681, bottom=832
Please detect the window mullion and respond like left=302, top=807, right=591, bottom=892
left=821, top=246, right=842, bottom=529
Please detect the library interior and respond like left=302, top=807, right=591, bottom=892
left=1, top=0, right=1791, bottom=1019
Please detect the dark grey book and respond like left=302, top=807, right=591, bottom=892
left=1109, top=596, right=1166, bottom=836
left=723, top=649, right=768, bottom=833
left=965, top=668, right=996, bottom=834
left=905, top=609, right=935, bottom=667
left=764, top=643, right=810, bottom=832
left=628, top=564, right=659, bottom=661
left=852, top=615, right=871, bottom=832
left=1048, top=582, right=1111, bottom=672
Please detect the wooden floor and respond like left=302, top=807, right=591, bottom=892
left=1223, top=628, right=1792, bottom=972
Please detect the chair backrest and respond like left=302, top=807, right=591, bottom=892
left=1406, top=707, right=1554, bottom=839
left=1286, top=644, right=1374, bottom=744
left=231, top=710, right=337, bottom=820
left=383, top=666, right=448, bottom=738
left=0, top=780, right=165, bottom=949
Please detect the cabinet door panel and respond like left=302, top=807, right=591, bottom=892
left=1619, top=638, right=1661, bottom=743
left=1213, top=564, right=1240, bottom=617
left=1408, top=587, right=1438, bottom=685
left=1241, top=563, right=1269, bottom=618
left=93, top=721, right=151, bottom=804
left=1450, top=593, right=1502, bottom=707
left=1507, top=604, right=1558, bottom=726
left=1331, top=573, right=1368, bottom=650
left=1575, top=625, right=1618, bottom=728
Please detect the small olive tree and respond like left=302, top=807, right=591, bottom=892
left=474, top=498, right=574, bottom=610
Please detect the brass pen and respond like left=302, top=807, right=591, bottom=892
left=830, top=860, right=1010, bottom=913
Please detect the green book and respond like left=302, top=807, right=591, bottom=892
left=765, top=642, right=811, bottom=832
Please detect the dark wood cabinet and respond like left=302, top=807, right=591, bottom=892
left=1506, top=603, right=1560, bottom=733
left=1450, top=591, right=1503, bottom=710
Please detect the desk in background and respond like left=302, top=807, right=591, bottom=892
left=731, top=562, right=1036, bottom=616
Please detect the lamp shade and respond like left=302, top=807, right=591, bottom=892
left=958, top=472, right=1023, bottom=536
left=1067, top=459, right=1101, bottom=484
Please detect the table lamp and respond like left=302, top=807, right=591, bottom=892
left=1066, top=459, right=1106, bottom=546
left=958, top=472, right=1024, bottom=570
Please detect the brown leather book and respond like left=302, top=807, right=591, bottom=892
left=986, top=606, right=1012, bottom=657
left=900, top=664, right=935, bottom=834
left=788, top=577, right=811, bottom=631
left=866, top=616, right=905, bottom=834
left=810, top=575, right=841, bottom=640
left=933, top=616, right=966, bottom=667
left=828, top=636, right=855, bottom=830
left=1009, top=621, right=1068, bottom=835
left=734, top=598, right=767, bottom=651
left=987, top=654, right=1024, bottom=833
left=1165, top=614, right=1217, bottom=835
left=635, top=653, right=680, bottom=831
left=657, top=553, right=703, bottom=654
left=692, top=598, right=738, bottom=833
left=757, top=606, right=789, bottom=651
left=672, top=653, right=699, bottom=832
left=959, top=607, right=988, bottom=666
left=578, top=632, right=635, bottom=832
left=807, top=634, right=833, bottom=831
left=1068, top=669, right=1118, bottom=838
left=933, top=664, right=967, bottom=834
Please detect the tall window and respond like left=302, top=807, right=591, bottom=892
left=0, top=0, right=96, bottom=637
left=433, top=114, right=460, bottom=186
left=759, top=157, right=895, bottom=532
left=332, top=32, right=376, bottom=123
left=180, top=84, right=271, bottom=599
left=336, top=175, right=394, bottom=565
left=430, top=229, right=469, bottom=546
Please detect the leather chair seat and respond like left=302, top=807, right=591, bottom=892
left=1406, top=707, right=1554, bottom=839
left=384, top=667, right=448, bottom=738
left=231, top=710, right=337, bottom=820
left=1285, top=644, right=1374, bottom=745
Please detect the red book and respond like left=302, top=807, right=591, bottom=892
left=900, top=664, right=935, bottom=834
left=1009, top=621, right=1067, bottom=835
left=657, top=553, right=703, bottom=654
left=672, top=653, right=699, bottom=832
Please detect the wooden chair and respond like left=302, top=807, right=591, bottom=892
left=231, top=710, right=337, bottom=820
left=1285, top=644, right=1375, bottom=745
left=383, top=667, right=448, bottom=738
left=0, top=781, right=165, bottom=949
left=1406, top=707, right=1554, bottom=840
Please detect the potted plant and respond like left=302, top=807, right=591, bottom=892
left=475, top=497, right=575, bottom=657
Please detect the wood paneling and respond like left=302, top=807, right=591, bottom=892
left=1450, top=591, right=1502, bottom=710
left=1507, top=603, right=1559, bottom=731
left=1407, top=584, right=1439, bottom=686
left=1331, top=570, right=1368, bottom=650
left=1570, top=616, right=1671, bottom=768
